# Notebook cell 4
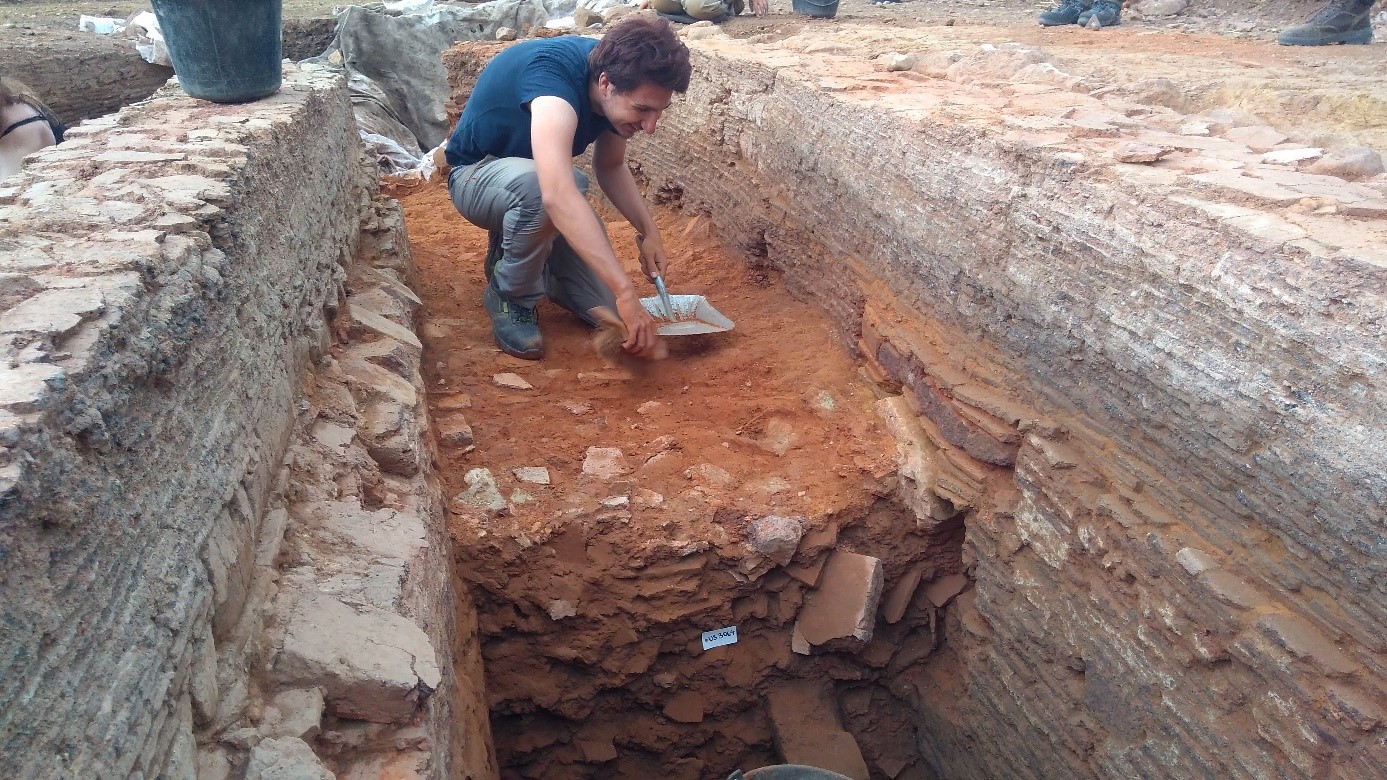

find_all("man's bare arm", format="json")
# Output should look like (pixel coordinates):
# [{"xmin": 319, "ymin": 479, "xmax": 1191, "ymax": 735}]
[
  {"xmin": 593, "ymin": 132, "xmax": 669, "ymax": 281},
  {"xmin": 530, "ymin": 95, "xmax": 659, "ymax": 356}
]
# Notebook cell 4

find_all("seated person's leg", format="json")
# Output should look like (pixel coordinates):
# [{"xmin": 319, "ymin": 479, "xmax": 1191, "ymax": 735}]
[
  {"xmin": 544, "ymin": 167, "xmax": 619, "ymax": 326},
  {"xmin": 686, "ymin": 0, "xmax": 732, "ymax": 20},
  {"xmin": 447, "ymin": 157, "xmax": 555, "ymax": 308}
]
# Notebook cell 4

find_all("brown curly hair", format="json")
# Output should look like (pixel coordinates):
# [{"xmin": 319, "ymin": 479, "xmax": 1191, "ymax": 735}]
[{"xmin": 588, "ymin": 16, "xmax": 692, "ymax": 94}]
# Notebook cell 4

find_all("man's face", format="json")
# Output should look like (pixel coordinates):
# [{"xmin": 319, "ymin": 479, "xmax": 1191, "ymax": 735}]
[{"xmin": 596, "ymin": 74, "xmax": 674, "ymax": 139}]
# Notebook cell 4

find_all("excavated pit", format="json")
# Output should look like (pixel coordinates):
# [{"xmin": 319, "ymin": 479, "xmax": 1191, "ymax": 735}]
[
  {"xmin": 2, "ymin": 12, "xmax": 1384, "ymax": 780},
  {"xmin": 400, "ymin": 180, "xmax": 968, "ymax": 778}
]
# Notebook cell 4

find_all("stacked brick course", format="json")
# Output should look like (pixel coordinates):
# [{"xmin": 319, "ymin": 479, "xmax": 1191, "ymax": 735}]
[{"xmin": 628, "ymin": 31, "xmax": 1386, "ymax": 780}]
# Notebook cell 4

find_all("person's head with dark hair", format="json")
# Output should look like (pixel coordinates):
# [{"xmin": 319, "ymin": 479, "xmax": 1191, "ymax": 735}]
[
  {"xmin": 587, "ymin": 17, "xmax": 692, "ymax": 139},
  {"xmin": 588, "ymin": 16, "xmax": 692, "ymax": 94}
]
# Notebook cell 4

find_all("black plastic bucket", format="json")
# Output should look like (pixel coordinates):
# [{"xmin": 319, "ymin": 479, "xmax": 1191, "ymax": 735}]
[
  {"xmin": 791, "ymin": 0, "xmax": 839, "ymax": 17},
  {"xmin": 150, "ymin": 0, "xmax": 283, "ymax": 103}
]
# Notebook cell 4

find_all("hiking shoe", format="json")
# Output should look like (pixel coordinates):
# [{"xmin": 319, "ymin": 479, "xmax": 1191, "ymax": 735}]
[
  {"xmin": 483, "ymin": 280, "xmax": 543, "ymax": 360},
  {"xmin": 484, "ymin": 230, "xmax": 502, "ymax": 281},
  {"xmin": 1077, "ymin": 0, "xmax": 1121, "ymax": 26},
  {"xmin": 1039, "ymin": 0, "xmax": 1091, "ymax": 25},
  {"xmin": 1278, "ymin": 0, "xmax": 1374, "ymax": 45}
]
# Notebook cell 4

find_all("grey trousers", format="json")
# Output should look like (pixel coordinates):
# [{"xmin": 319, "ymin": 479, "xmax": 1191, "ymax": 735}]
[{"xmin": 448, "ymin": 156, "xmax": 617, "ymax": 325}]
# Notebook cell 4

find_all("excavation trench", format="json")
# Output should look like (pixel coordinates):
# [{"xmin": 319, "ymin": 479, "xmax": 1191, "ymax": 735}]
[
  {"xmin": 398, "ymin": 26, "xmax": 1387, "ymax": 780},
  {"xmin": 401, "ymin": 180, "xmax": 971, "ymax": 779}
]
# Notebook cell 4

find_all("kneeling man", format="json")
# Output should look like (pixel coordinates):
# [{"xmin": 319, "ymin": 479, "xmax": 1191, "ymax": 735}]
[{"xmin": 445, "ymin": 17, "xmax": 692, "ymax": 360}]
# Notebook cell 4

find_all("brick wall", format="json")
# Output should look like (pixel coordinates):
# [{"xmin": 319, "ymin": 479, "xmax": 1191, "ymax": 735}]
[{"xmin": 627, "ymin": 35, "xmax": 1387, "ymax": 780}]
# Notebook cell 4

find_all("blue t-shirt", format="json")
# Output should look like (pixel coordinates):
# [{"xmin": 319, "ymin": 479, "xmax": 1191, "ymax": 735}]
[{"xmin": 445, "ymin": 37, "xmax": 616, "ymax": 167}]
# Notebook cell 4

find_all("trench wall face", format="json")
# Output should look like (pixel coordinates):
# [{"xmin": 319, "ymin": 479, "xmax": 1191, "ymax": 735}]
[
  {"xmin": 0, "ymin": 67, "xmax": 491, "ymax": 779},
  {"xmin": 626, "ymin": 35, "xmax": 1387, "ymax": 780},
  {"xmin": 1, "ymin": 36, "xmax": 174, "ymax": 126}
]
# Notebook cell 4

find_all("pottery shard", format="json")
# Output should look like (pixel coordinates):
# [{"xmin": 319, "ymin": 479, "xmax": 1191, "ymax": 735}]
[
  {"xmin": 794, "ymin": 550, "xmax": 884, "ymax": 646},
  {"xmin": 582, "ymin": 447, "xmax": 630, "ymax": 479},
  {"xmin": 1113, "ymin": 142, "xmax": 1172, "ymax": 164},
  {"xmin": 748, "ymin": 515, "xmax": 805, "ymax": 566},
  {"xmin": 493, "ymin": 372, "xmax": 533, "ymax": 390}
]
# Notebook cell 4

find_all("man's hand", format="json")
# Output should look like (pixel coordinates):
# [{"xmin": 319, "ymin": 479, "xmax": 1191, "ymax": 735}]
[
  {"xmin": 616, "ymin": 292, "xmax": 661, "ymax": 358},
  {"xmin": 636, "ymin": 232, "xmax": 669, "ymax": 281},
  {"xmin": 750, "ymin": 0, "xmax": 768, "ymax": 15}
]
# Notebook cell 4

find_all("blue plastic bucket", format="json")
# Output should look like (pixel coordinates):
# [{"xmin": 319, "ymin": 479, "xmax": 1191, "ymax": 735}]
[
  {"xmin": 791, "ymin": 0, "xmax": 839, "ymax": 17},
  {"xmin": 150, "ymin": 0, "xmax": 283, "ymax": 103}
]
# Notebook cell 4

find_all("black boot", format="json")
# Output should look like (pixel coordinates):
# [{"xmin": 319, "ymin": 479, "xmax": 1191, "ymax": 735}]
[
  {"xmin": 483, "ymin": 279, "xmax": 543, "ymax": 360},
  {"xmin": 1278, "ymin": 0, "xmax": 1375, "ymax": 45}
]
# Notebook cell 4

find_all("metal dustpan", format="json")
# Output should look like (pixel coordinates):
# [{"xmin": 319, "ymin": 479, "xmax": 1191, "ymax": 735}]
[{"xmin": 640, "ymin": 292, "xmax": 735, "ymax": 336}]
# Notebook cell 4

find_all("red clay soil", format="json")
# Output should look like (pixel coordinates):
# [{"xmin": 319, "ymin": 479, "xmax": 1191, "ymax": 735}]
[{"xmin": 396, "ymin": 177, "xmax": 893, "ymax": 537}]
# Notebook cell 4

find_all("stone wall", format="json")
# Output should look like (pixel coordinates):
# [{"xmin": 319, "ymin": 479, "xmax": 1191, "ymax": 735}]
[
  {"xmin": 627, "ymin": 30, "xmax": 1386, "ymax": 780},
  {"xmin": 0, "ymin": 64, "xmax": 491, "ymax": 779}
]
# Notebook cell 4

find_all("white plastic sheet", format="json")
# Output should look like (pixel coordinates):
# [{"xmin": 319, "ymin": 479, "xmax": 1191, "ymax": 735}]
[
  {"xmin": 127, "ymin": 11, "xmax": 172, "ymax": 67},
  {"xmin": 78, "ymin": 15, "xmax": 124, "ymax": 34}
]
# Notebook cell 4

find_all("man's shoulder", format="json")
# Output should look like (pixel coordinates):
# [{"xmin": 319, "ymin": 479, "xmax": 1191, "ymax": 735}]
[{"xmin": 502, "ymin": 34, "xmax": 598, "ymax": 64}]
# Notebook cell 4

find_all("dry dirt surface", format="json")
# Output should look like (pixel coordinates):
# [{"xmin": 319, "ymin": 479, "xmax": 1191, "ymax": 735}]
[{"xmin": 396, "ymin": 176, "xmax": 894, "ymax": 526}]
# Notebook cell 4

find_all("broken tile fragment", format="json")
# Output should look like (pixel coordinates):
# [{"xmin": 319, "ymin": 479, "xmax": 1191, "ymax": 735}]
[
  {"xmin": 794, "ymin": 550, "xmax": 884, "ymax": 647},
  {"xmin": 923, "ymin": 573, "xmax": 969, "ymax": 607},
  {"xmin": 512, "ymin": 466, "xmax": 551, "ymax": 485},
  {"xmin": 493, "ymin": 372, "xmax": 533, "ymax": 390},
  {"xmin": 882, "ymin": 563, "xmax": 926, "ymax": 624},
  {"xmin": 582, "ymin": 447, "xmax": 630, "ymax": 479},
  {"xmin": 436, "ymin": 414, "xmax": 474, "ymax": 448}
]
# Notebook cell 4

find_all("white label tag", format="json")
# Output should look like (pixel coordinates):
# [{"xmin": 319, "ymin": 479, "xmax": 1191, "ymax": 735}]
[{"xmin": 701, "ymin": 625, "xmax": 738, "ymax": 650}]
